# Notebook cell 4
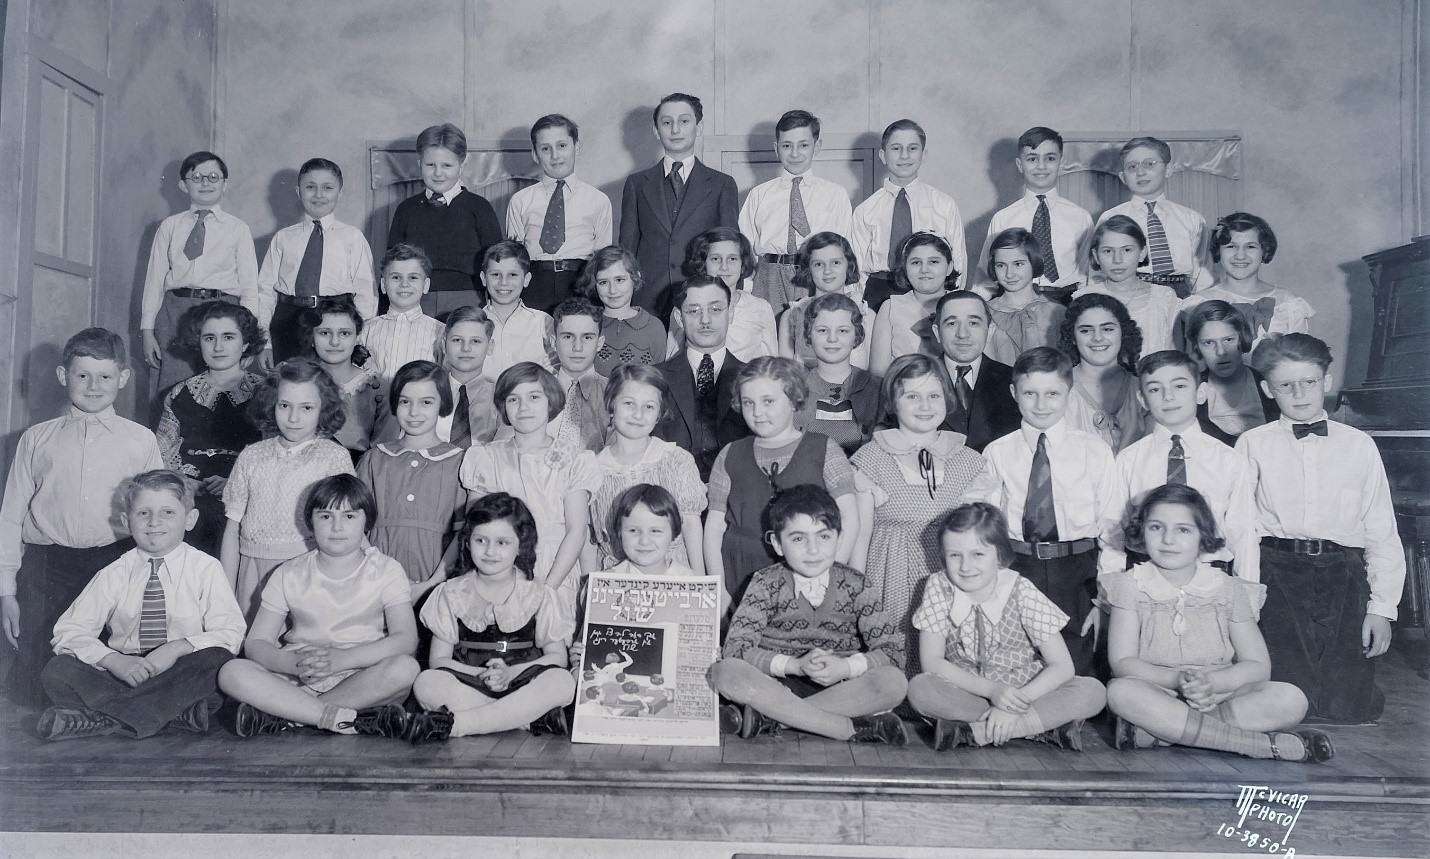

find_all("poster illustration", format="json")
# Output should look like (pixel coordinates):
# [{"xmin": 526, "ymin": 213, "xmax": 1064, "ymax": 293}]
[{"xmin": 571, "ymin": 571, "xmax": 722, "ymax": 746}]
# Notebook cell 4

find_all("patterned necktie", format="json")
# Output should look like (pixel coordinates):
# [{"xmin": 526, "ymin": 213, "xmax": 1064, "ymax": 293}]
[
  {"xmin": 450, "ymin": 382, "xmax": 471, "ymax": 447},
  {"xmin": 1022, "ymin": 432, "xmax": 1059, "ymax": 543},
  {"xmin": 695, "ymin": 353, "xmax": 715, "ymax": 397},
  {"xmin": 1032, "ymin": 195, "xmax": 1059, "ymax": 283},
  {"xmin": 138, "ymin": 557, "xmax": 168, "ymax": 653},
  {"xmin": 539, "ymin": 179, "xmax": 567, "ymax": 255},
  {"xmin": 669, "ymin": 162, "xmax": 686, "ymax": 222},
  {"xmin": 1145, "ymin": 201, "xmax": 1175, "ymax": 275},
  {"xmin": 294, "ymin": 219, "xmax": 324, "ymax": 299},
  {"xmin": 555, "ymin": 379, "xmax": 583, "ymax": 450},
  {"xmin": 184, "ymin": 210, "xmax": 210, "ymax": 261},
  {"xmin": 429, "ymin": 191, "xmax": 447, "ymax": 208},
  {"xmin": 953, "ymin": 364, "xmax": 973, "ymax": 415},
  {"xmin": 973, "ymin": 605, "xmax": 988, "ymax": 674},
  {"xmin": 887, "ymin": 188, "xmax": 913, "ymax": 271},
  {"xmin": 1167, "ymin": 434, "xmax": 1187, "ymax": 485},
  {"xmin": 786, "ymin": 176, "xmax": 810, "ymax": 254},
  {"xmin": 1292, "ymin": 420, "xmax": 1328, "ymax": 440}
]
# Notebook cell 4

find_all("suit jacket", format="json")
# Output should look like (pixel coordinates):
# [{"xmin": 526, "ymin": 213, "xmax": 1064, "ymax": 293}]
[
  {"xmin": 939, "ymin": 357, "xmax": 1021, "ymax": 452},
  {"xmin": 620, "ymin": 158, "xmax": 739, "ymax": 318},
  {"xmin": 654, "ymin": 350, "xmax": 749, "ymax": 479}
]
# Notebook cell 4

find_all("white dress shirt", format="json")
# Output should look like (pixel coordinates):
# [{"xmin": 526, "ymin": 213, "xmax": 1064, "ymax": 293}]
[
  {"xmin": 981, "ymin": 419, "xmax": 1122, "ymax": 574},
  {"xmin": 358, "ymin": 306, "xmax": 444, "ymax": 383},
  {"xmin": 1099, "ymin": 195, "xmax": 1214, "ymax": 290},
  {"xmin": 685, "ymin": 345, "xmax": 727, "ymax": 379},
  {"xmin": 977, "ymin": 190, "xmax": 1093, "ymax": 289},
  {"xmin": 483, "ymin": 303, "xmax": 554, "ymax": 382},
  {"xmin": 1236, "ymin": 415, "xmax": 1405, "ymax": 620},
  {"xmin": 942, "ymin": 354, "xmax": 983, "ymax": 393},
  {"xmin": 141, "ymin": 205, "xmax": 260, "ymax": 329},
  {"xmin": 738, "ymin": 170, "xmax": 854, "ymax": 256},
  {"xmin": 506, "ymin": 174, "xmax": 613, "ymax": 260},
  {"xmin": 51, "ymin": 542, "xmax": 245, "ymax": 665},
  {"xmin": 852, "ymin": 178, "xmax": 967, "ymax": 280},
  {"xmin": 1109, "ymin": 422, "xmax": 1256, "ymax": 576},
  {"xmin": 256, "ymin": 213, "xmax": 377, "ymax": 325}
]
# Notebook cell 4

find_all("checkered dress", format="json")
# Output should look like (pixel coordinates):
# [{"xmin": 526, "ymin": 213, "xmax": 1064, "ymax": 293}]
[{"xmin": 912, "ymin": 573, "xmax": 1068, "ymax": 687}]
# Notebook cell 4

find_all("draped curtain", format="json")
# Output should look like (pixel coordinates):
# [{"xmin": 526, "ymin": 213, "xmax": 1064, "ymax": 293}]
[
  {"xmin": 366, "ymin": 145, "xmax": 540, "ymax": 252},
  {"xmin": 1057, "ymin": 135, "xmax": 1243, "ymax": 227}
]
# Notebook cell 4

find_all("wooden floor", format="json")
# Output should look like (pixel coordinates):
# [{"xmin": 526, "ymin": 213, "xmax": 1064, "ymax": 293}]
[{"xmin": 2, "ymin": 643, "xmax": 1427, "ymax": 856}]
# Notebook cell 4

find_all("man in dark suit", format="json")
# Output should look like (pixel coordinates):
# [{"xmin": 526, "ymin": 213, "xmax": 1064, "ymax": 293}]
[
  {"xmin": 931, "ymin": 290, "xmax": 1021, "ymax": 452},
  {"xmin": 619, "ymin": 93, "xmax": 739, "ymax": 320},
  {"xmin": 654, "ymin": 274, "xmax": 749, "ymax": 479}
]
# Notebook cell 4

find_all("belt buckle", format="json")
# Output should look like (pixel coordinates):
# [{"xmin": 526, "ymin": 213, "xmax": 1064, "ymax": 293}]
[
  {"xmin": 1035, "ymin": 542, "xmax": 1058, "ymax": 560},
  {"xmin": 1304, "ymin": 540, "xmax": 1322, "ymax": 557},
  {"xmin": 492, "ymin": 640, "xmax": 510, "ymax": 654}
]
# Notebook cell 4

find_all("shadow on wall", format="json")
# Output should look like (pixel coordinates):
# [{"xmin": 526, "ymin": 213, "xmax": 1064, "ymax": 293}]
[
  {"xmin": 963, "ymin": 137, "xmax": 1024, "ymax": 274},
  {"xmin": 256, "ymin": 167, "xmax": 303, "ymax": 263},
  {"xmin": 128, "ymin": 158, "xmax": 198, "ymax": 414},
  {"xmin": 1339, "ymin": 257, "xmax": 1375, "ymax": 392},
  {"xmin": 612, "ymin": 105, "xmax": 660, "ymax": 235}
]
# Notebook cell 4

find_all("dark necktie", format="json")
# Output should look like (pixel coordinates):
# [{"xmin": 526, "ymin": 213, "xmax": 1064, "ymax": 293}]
[
  {"xmin": 887, "ymin": 188, "xmax": 913, "ymax": 271},
  {"xmin": 786, "ymin": 176, "xmax": 809, "ymax": 254},
  {"xmin": 953, "ymin": 364, "xmax": 973, "ymax": 416},
  {"xmin": 450, "ymin": 382, "xmax": 471, "ymax": 447},
  {"xmin": 695, "ymin": 353, "xmax": 715, "ymax": 397},
  {"xmin": 1145, "ymin": 201, "xmax": 1175, "ymax": 275},
  {"xmin": 138, "ymin": 557, "xmax": 168, "ymax": 653},
  {"xmin": 669, "ymin": 162, "xmax": 685, "ymax": 222},
  {"xmin": 1167, "ymin": 434, "xmax": 1187, "ymax": 485},
  {"xmin": 539, "ymin": 180, "xmax": 567, "ymax": 255},
  {"xmin": 184, "ymin": 210, "xmax": 210, "ymax": 261},
  {"xmin": 1031, "ymin": 195, "xmax": 1059, "ymax": 283},
  {"xmin": 429, "ymin": 192, "xmax": 447, "ymax": 208},
  {"xmin": 1292, "ymin": 420, "xmax": 1328, "ymax": 440},
  {"xmin": 294, "ymin": 219, "xmax": 323, "ymax": 299},
  {"xmin": 1022, "ymin": 432, "xmax": 1059, "ymax": 543}
]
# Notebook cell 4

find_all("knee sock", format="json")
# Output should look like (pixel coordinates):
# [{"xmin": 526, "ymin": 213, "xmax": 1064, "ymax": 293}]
[
  {"xmin": 1177, "ymin": 708, "xmax": 1281, "ymax": 759},
  {"xmin": 319, "ymin": 704, "xmax": 359, "ymax": 734}
]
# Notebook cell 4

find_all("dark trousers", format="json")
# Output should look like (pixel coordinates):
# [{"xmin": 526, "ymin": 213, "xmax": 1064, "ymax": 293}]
[
  {"xmin": 1011, "ymin": 548, "xmax": 1098, "ymax": 678},
  {"xmin": 1260, "ymin": 545, "xmax": 1383, "ymax": 723},
  {"xmin": 862, "ymin": 272, "xmax": 905, "ymax": 313},
  {"xmin": 526, "ymin": 267, "xmax": 584, "ymax": 315},
  {"xmin": 10, "ymin": 541, "xmax": 133, "ymax": 707},
  {"xmin": 41, "ymin": 648, "xmax": 230, "ymax": 737},
  {"xmin": 268, "ymin": 299, "xmax": 314, "ymax": 363}
]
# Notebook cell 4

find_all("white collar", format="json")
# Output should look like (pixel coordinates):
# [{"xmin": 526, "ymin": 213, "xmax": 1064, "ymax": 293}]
[
  {"xmin": 942, "ymin": 354, "xmax": 983, "ymax": 387},
  {"xmin": 662, "ymin": 155, "xmax": 696, "ymax": 176},
  {"xmin": 1130, "ymin": 561, "xmax": 1227, "ymax": 600},
  {"xmin": 1152, "ymin": 421, "xmax": 1203, "ymax": 443},
  {"xmin": 384, "ymin": 306, "xmax": 429, "ymax": 322},
  {"xmin": 1021, "ymin": 188, "xmax": 1060, "ymax": 203},
  {"xmin": 781, "ymin": 169, "xmax": 816, "ymax": 184},
  {"xmin": 428, "ymin": 185, "xmax": 463, "ymax": 205},
  {"xmin": 374, "ymin": 441, "xmax": 463, "ymax": 461},
  {"xmin": 1019, "ymin": 418, "xmax": 1068, "ymax": 449},
  {"xmin": 136, "ymin": 543, "xmax": 189, "ymax": 567},
  {"xmin": 274, "ymin": 438, "xmax": 317, "ymax": 457},
  {"xmin": 301, "ymin": 213, "xmax": 338, "ymax": 229},
  {"xmin": 1136, "ymin": 194, "xmax": 1169, "ymax": 207},
  {"xmin": 882, "ymin": 177, "xmax": 923, "ymax": 195},
  {"xmin": 686, "ymin": 347, "xmax": 725, "ymax": 376},
  {"xmin": 792, "ymin": 569, "xmax": 831, "ymax": 607},
  {"xmin": 541, "ymin": 173, "xmax": 578, "ymax": 188},
  {"xmin": 64, "ymin": 405, "xmax": 118, "ymax": 426},
  {"xmin": 948, "ymin": 569, "xmax": 1020, "ymax": 625}
]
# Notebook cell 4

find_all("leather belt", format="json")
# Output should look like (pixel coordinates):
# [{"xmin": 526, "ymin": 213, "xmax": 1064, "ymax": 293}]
[
  {"xmin": 532, "ymin": 259, "xmax": 584, "ymax": 273},
  {"xmin": 760, "ymin": 253, "xmax": 798, "ymax": 265},
  {"xmin": 1261, "ymin": 536, "xmax": 1349, "ymax": 557},
  {"xmin": 1011, "ymin": 538, "xmax": 1097, "ymax": 560}
]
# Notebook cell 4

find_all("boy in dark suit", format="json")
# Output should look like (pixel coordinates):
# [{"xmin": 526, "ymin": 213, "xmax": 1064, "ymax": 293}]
[
  {"xmin": 653, "ymin": 274, "xmax": 750, "ymax": 480},
  {"xmin": 619, "ymin": 93, "xmax": 739, "ymax": 320},
  {"xmin": 930, "ymin": 291, "xmax": 1021, "ymax": 452}
]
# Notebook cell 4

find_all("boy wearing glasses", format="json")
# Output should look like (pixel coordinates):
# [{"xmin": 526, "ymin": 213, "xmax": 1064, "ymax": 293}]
[
  {"xmin": 1096, "ymin": 136, "xmax": 1212, "ymax": 298},
  {"xmin": 1236, "ymin": 334, "xmax": 1404, "ymax": 724},
  {"xmin": 141, "ymin": 151, "xmax": 260, "ymax": 393}
]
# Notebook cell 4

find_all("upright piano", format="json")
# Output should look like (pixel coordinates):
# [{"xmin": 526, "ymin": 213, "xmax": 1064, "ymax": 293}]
[{"xmin": 1339, "ymin": 236, "xmax": 1430, "ymax": 633}]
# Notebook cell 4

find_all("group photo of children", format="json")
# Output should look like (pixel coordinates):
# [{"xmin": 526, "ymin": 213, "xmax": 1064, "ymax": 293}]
[{"xmin": 1, "ymin": 91, "xmax": 1407, "ymax": 771}]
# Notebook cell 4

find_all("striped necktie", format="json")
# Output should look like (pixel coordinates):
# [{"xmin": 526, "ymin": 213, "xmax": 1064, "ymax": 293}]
[
  {"xmin": 1145, "ymin": 201, "xmax": 1175, "ymax": 275},
  {"xmin": 1032, "ymin": 195, "xmax": 1060, "ymax": 282},
  {"xmin": 138, "ymin": 557, "xmax": 168, "ymax": 653},
  {"xmin": 1167, "ymin": 434, "xmax": 1187, "ymax": 485}
]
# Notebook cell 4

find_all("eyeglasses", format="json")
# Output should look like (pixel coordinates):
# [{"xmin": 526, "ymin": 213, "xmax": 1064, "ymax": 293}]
[
  {"xmin": 1122, "ymin": 159, "xmax": 1164, "ymax": 173},
  {"xmin": 185, "ymin": 173, "xmax": 225, "ymax": 185},
  {"xmin": 1269, "ymin": 377, "xmax": 1323, "ymax": 395}
]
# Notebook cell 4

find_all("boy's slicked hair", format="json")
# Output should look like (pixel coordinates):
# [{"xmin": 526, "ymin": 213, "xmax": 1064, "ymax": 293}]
[
  {"xmin": 303, "ymin": 473, "xmax": 377, "ymax": 532},
  {"xmin": 802, "ymin": 292, "xmax": 867, "ymax": 348},
  {"xmin": 1210, "ymin": 212, "xmax": 1278, "ymax": 263},
  {"xmin": 481, "ymin": 239, "xmax": 531, "ymax": 275},
  {"xmin": 1183, "ymin": 300, "xmax": 1254, "ymax": 356},
  {"xmin": 178, "ymin": 301, "xmax": 267, "ymax": 360},
  {"xmin": 298, "ymin": 157, "xmax": 343, "ymax": 185},
  {"xmin": 1013, "ymin": 345, "xmax": 1074, "ymax": 385},
  {"xmin": 881, "ymin": 118, "xmax": 926, "ymax": 148},
  {"xmin": 984, "ymin": 227, "xmax": 1045, "ymax": 283},
  {"xmin": 609, "ymin": 483, "xmax": 684, "ymax": 560},
  {"xmin": 181, "ymin": 151, "xmax": 228, "ymax": 179},
  {"xmin": 682, "ymin": 226, "xmax": 755, "ymax": 280},
  {"xmin": 1119, "ymin": 135, "xmax": 1172, "ymax": 165},
  {"xmin": 552, "ymin": 296, "xmax": 604, "ymax": 330},
  {"xmin": 1136, "ymin": 349, "xmax": 1199, "ymax": 379},
  {"xmin": 122, "ymin": 469, "xmax": 195, "ymax": 512},
  {"xmin": 934, "ymin": 289, "xmax": 991, "ymax": 325},
  {"xmin": 1017, "ymin": 126, "xmax": 1063, "ymax": 153},
  {"xmin": 1122, "ymin": 482, "xmax": 1226, "ymax": 555},
  {"xmin": 494, "ymin": 361, "xmax": 565, "ymax": 424},
  {"xmin": 1250, "ymin": 332, "xmax": 1333, "ymax": 375},
  {"xmin": 530, "ymin": 113, "xmax": 579, "ymax": 148},
  {"xmin": 653, "ymin": 93, "xmax": 704, "ymax": 126},
  {"xmin": 776, "ymin": 109, "xmax": 821, "ymax": 140},
  {"xmin": 735, "ymin": 355, "xmax": 810, "ymax": 411},
  {"xmin": 938, "ymin": 502, "xmax": 1014, "ymax": 568},
  {"xmin": 670, "ymin": 272, "xmax": 731, "ymax": 310},
  {"xmin": 388, "ymin": 359, "xmax": 454, "ymax": 417},
  {"xmin": 604, "ymin": 363, "xmax": 673, "ymax": 424},
  {"xmin": 63, "ymin": 327, "xmax": 128, "ymax": 369},
  {"xmin": 381, "ymin": 242, "xmax": 433, "ymax": 278},
  {"xmin": 444, "ymin": 304, "xmax": 495, "ymax": 339},
  {"xmin": 1061, "ymin": 293, "xmax": 1142, "ymax": 375},
  {"xmin": 416, "ymin": 123, "xmax": 468, "ymax": 160},
  {"xmin": 764, "ymin": 483, "xmax": 841, "ymax": 538},
  {"xmin": 575, "ymin": 245, "xmax": 644, "ymax": 303}
]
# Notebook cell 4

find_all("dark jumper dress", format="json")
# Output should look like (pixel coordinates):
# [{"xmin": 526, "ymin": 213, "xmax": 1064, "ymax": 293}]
[
  {"xmin": 437, "ymin": 615, "xmax": 564, "ymax": 699},
  {"xmin": 720, "ymin": 432, "xmax": 829, "ymax": 601}
]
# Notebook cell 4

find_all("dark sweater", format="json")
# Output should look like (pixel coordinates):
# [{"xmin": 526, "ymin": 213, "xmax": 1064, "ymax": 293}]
[{"xmin": 387, "ymin": 189, "xmax": 502, "ymax": 293}]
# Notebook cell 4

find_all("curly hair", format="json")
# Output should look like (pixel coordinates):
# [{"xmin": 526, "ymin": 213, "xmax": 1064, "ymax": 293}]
[
  {"xmin": 893, "ymin": 232, "xmax": 960, "ymax": 293},
  {"xmin": 1061, "ymin": 293, "xmax": 1142, "ymax": 374},
  {"xmin": 247, "ymin": 357, "xmax": 347, "ymax": 439},
  {"xmin": 458, "ymin": 492, "xmax": 539, "ymax": 579},
  {"xmin": 682, "ymin": 226, "xmax": 755, "ymax": 281},
  {"xmin": 1210, "ymin": 212, "xmax": 1277, "ymax": 264},
  {"xmin": 734, "ymin": 356, "xmax": 810, "ymax": 412},
  {"xmin": 574, "ymin": 245, "xmax": 643, "ymax": 305},
  {"xmin": 178, "ymin": 301, "xmax": 267, "ymax": 361},
  {"xmin": 1122, "ymin": 483, "xmax": 1226, "ymax": 556},
  {"xmin": 802, "ymin": 292, "xmax": 867, "ymax": 349},
  {"xmin": 299, "ymin": 295, "xmax": 370, "ymax": 367},
  {"xmin": 792, "ymin": 231, "xmax": 860, "ymax": 295}
]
